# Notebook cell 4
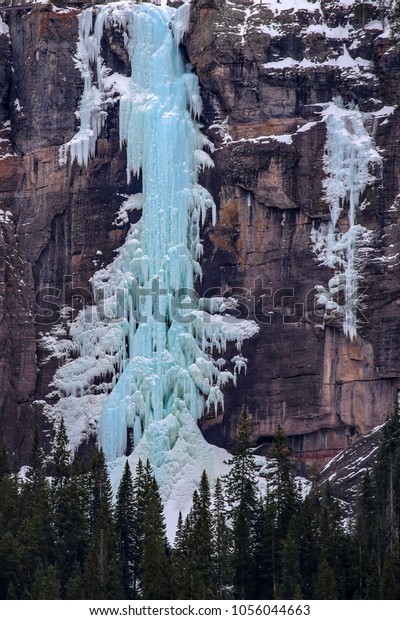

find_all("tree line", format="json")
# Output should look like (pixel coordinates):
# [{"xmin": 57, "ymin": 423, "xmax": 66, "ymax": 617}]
[{"xmin": 1, "ymin": 410, "xmax": 400, "ymax": 599}]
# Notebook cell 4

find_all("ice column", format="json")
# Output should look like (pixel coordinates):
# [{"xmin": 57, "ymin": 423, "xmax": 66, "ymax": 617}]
[{"xmin": 311, "ymin": 99, "xmax": 381, "ymax": 340}]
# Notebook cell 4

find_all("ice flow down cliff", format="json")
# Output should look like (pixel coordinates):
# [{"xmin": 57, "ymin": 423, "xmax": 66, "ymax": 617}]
[{"xmin": 49, "ymin": 1, "xmax": 258, "ymax": 501}]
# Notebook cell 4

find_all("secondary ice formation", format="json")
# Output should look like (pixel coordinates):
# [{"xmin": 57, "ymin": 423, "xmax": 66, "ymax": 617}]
[
  {"xmin": 311, "ymin": 98, "xmax": 381, "ymax": 341},
  {"xmin": 45, "ymin": 1, "xmax": 258, "ymax": 489}
]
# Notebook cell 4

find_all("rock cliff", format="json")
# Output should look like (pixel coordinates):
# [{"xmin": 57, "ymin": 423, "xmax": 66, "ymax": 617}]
[
  {"xmin": 185, "ymin": 0, "xmax": 400, "ymax": 467},
  {"xmin": 0, "ymin": 0, "xmax": 399, "ymax": 469}
]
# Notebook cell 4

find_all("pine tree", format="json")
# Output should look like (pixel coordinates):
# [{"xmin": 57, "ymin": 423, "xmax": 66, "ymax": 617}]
[
  {"xmin": 0, "ymin": 531, "xmax": 23, "ymax": 599},
  {"xmin": 353, "ymin": 470, "xmax": 376, "ymax": 599},
  {"xmin": 19, "ymin": 427, "xmax": 54, "ymax": 592},
  {"xmin": 296, "ymin": 495, "xmax": 319, "ymax": 599},
  {"xmin": 140, "ymin": 476, "xmax": 170, "ymax": 599},
  {"xmin": 52, "ymin": 417, "xmax": 70, "ymax": 493},
  {"xmin": 380, "ymin": 550, "xmax": 399, "ymax": 599},
  {"xmin": 281, "ymin": 526, "xmax": 302, "ymax": 599},
  {"xmin": 26, "ymin": 426, "xmax": 46, "ymax": 490},
  {"xmin": 83, "ymin": 448, "xmax": 122, "ymax": 599},
  {"xmin": 222, "ymin": 409, "xmax": 258, "ymax": 599},
  {"xmin": 131, "ymin": 459, "xmax": 154, "ymax": 598},
  {"xmin": 313, "ymin": 558, "xmax": 337, "ymax": 599},
  {"xmin": 115, "ymin": 460, "xmax": 136, "ymax": 599},
  {"xmin": 65, "ymin": 562, "xmax": 86, "ymax": 600},
  {"xmin": 212, "ymin": 478, "xmax": 232, "ymax": 599},
  {"xmin": 375, "ymin": 410, "xmax": 400, "ymax": 553},
  {"xmin": 54, "ymin": 454, "xmax": 90, "ymax": 594},
  {"xmin": 31, "ymin": 564, "xmax": 61, "ymax": 600},
  {"xmin": 171, "ymin": 509, "xmax": 196, "ymax": 599},
  {"xmin": 223, "ymin": 410, "xmax": 257, "ymax": 508},
  {"xmin": 189, "ymin": 471, "xmax": 214, "ymax": 597},
  {"xmin": 316, "ymin": 484, "xmax": 352, "ymax": 599},
  {"xmin": 266, "ymin": 426, "xmax": 300, "ymax": 540},
  {"xmin": 252, "ymin": 498, "xmax": 276, "ymax": 599}
]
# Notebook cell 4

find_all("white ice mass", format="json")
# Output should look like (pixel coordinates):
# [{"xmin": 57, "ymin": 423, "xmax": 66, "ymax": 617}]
[
  {"xmin": 47, "ymin": 1, "xmax": 258, "ymax": 513},
  {"xmin": 311, "ymin": 98, "xmax": 381, "ymax": 340}
]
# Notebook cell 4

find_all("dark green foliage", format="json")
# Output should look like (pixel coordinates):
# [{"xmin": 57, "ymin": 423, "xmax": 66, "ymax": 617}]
[
  {"xmin": 19, "ymin": 427, "xmax": 55, "ymax": 590},
  {"xmin": 252, "ymin": 500, "xmax": 276, "ymax": 599},
  {"xmin": 223, "ymin": 409, "xmax": 258, "ymax": 599},
  {"xmin": 0, "ymin": 531, "xmax": 23, "ymax": 599},
  {"xmin": 31, "ymin": 564, "xmax": 61, "ymax": 600},
  {"xmin": 83, "ymin": 448, "xmax": 122, "ymax": 599},
  {"xmin": 267, "ymin": 425, "xmax": 300, "ymax": 540},
  {"xmin": 380, "ymin": 551, "xmax": 399, "ymax": 599},
  {"xmin": 4, "ymin": 413, "xmax": 400, "ymax": 599},
  {"xmin": 52, "ymin": 418, "xmax": 70, "ymax": 492},
  {"xmin": 281, "ymin": 528, "xmax": 302, "ymax": 599},
  {"xmin": 211, "ymin": 478, "xmax": 232, "ymax": 598},
  {"xmin": 223, "ymin": 409, "xmax": 258, "ymax": 509},
  {"xmin": 65, "ymin": 563, "xmax": 86, "ymax": 600},
  {"xmin": 131, "ymin": 459, "xmax": 154, "ymax": 598},
  {"xmin": 115, "ymin": 460, "xmax": 136, "ymax": 598},
  {"xmin": 313, "ymin": 559, "xmax": 337, "ymax": 599},
  {"xmin": 140, "ymin": 474, "xmax": 170, "ymax": 599},
  {"xmin": 53, "ymin": 455, "xmax": 90, "ymax": 594},
  {"xmin": 190, "ymin": 471, "xmax": 214, "ymax": 596}
]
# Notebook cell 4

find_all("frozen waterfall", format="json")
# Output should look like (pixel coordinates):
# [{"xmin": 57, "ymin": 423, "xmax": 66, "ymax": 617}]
[
  {"xmin": 49, "ymin": 0, "xmax": 257, "ymax": 502},
  {"xmin": 311, "ymin": 98, "xmax": 381, "ymax": 341}
]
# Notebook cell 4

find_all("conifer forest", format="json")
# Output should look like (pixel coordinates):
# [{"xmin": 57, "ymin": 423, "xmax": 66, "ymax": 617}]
[{"xmin": 1, "ymin": 411, "xmax": 400, "ymax": 600}]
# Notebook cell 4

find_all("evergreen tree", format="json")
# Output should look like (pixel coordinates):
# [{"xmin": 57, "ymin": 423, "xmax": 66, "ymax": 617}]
[
  {"xmin": 19, "ymin": 427, "xmax": 55, "ymax": 592},
  {"xmin": 313, "ymin": 558, "xmax": 337, "ymax": 599},
  {"xmin": 223, "ymin": 409, "xmax": 258, "ymax": 599},
  {"xmin": 374, "ymin": 410, "xmax": 400, "ymax": 556},
  {"xmin": 26, "ymin": 426, "xmax": 46, "ymax": 490},
  {"xmin": 31, "ymin": 564, "xmax": 60, "ymax": 600},
  {"xmin": 115, "ymin": 460, "xmax": 136, "ymax": 599},
  {"xmin": 223, "ymin": 409, "xmax": 258, "ymax": 508},
  {"xmin": 189, "ymin": 471, "xmax": 214, "ymax": 597},
  {"xmin": 281, "ymin": 527, "xmax": 302, "ymax": 599},
  {"xmin": 266, "ymin": 426, "xmax": 300, "ymax": 540},
  {"xmin": 171, "ymin": 508, "xmax": 196, "ymax": 599},
  {"xmin": 0, "ymin": 531, "xmax": 23, "ymax": 599},
  {"xmin": 140, "ymin": 476, "xmax": 170, "ymax": 599},
  {"xmin": 353, "ymin": 470, "xmax": 377, "ymax": 599},
  {"xmin": 54, "ymin": 454, "xmax": 90, "ymax": 594},
  {"xmin": 65, "ymin": 562, "xmax": 86, "ymax": 600},
  {"xmin": 52, "ymin": 417, "xmax": 70, "ymax": 493},
  {"xmin": 315, "ymin": 484, "xmax": 353, "ymax": 599},
  {"xmin": 131, "ymin": 459, "xmax": 154, "ymax": 598},
  {"xmin": 252, "ymin": 498, "xmax": 276, "ymax": 599},
  {"xmin": 380, "ymin": 551, "xmax": 399, "ymax": 599},
  {"xmin": 83, "ymin": 448, "xmax": 121, "ymax": 599},
  {"xmin": 295, "ymin": 496, "xmax": 319, "ymax": 599},
  {"xmin": 212, "ymin": 478, "xmax": 232, "ymax": 599}
]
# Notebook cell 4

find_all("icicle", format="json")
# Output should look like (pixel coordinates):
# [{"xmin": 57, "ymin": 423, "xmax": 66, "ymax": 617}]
[{"xmin": 311, "ymin": 98, "xmax": 381, "ymax": 340}]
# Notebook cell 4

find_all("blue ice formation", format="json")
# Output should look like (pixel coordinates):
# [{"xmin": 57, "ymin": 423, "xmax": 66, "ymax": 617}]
[{"xmin": 55, "ymin": 2, "xmax": 258, "ymax": 463}]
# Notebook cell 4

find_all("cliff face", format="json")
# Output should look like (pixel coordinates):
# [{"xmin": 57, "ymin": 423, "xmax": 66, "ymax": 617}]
[
  {"xmin": 0, "ymin": 6, "xmax": 134, "ymax": 460},
  {"xmin": 0, "ymin": 1, "xmax": 399, "ymax": 467},
  {"xmin": 186, "ymin": 0, "xmax": 400, "ymax": 465}
]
